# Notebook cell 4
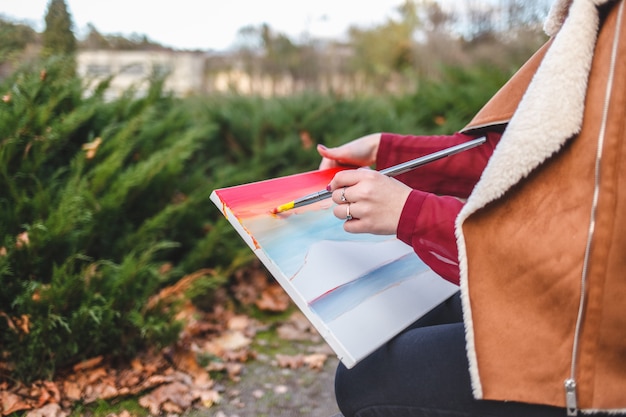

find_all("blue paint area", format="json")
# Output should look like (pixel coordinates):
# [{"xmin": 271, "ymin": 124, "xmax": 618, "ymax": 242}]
[
  {"xmin": 244, "ymin": 206, "xmax": 390, "ymax": 278},
  {"xmin": 308, "ymin": 253, "xmax": 424, "ymax": 322}
]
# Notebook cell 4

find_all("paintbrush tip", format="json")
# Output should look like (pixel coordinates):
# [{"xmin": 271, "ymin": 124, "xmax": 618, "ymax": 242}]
[{"xmin": 272, "ymin": 201, "xmax": 295, "ymax": 214}]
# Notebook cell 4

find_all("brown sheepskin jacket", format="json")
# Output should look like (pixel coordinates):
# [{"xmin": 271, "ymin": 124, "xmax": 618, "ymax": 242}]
[{"xmin": 457, "ymin": 0, "xmax": 626, "ymax": 414}]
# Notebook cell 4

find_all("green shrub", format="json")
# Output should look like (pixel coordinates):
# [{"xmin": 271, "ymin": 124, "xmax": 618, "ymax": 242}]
[{"xmin": 0, "ymin": 58, "xmax": 214, "ymax": 380}]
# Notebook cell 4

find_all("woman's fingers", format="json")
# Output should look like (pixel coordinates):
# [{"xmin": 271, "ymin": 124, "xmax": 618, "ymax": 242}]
[
  {"xmin": 328, "ymin": 169, "xmax": 411, "ymax": 235},
  {"xmin": 328, "ymin": 167, "xmax": 373, "ymax": 194},
  {"xmin": 317, "ymin": 133, "xmax": 382, "ymax": 170}
]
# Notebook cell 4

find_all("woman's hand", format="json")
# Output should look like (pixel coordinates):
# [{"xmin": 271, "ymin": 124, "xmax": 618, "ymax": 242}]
[
  {"xmin": 317, "ymin": 133, "xmax": 382, "ymax": 170},
  {"xmin": 327, "ymin": 168, "xmax": 412, "ymax": 235}
]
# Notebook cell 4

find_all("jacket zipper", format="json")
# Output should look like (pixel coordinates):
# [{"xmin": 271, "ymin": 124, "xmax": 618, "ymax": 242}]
[{"xmin": 565, "ymin": 2, "xmax": 624, "ymax": 415}]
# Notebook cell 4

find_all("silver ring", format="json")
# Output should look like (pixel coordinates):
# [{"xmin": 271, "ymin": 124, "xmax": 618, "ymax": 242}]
[
  {"xmin": 346, "ymin": 203, "xmax": 353, "ymax": 220},
  {"xmin": 341, "ymin": 186, "xmax": 347, "ymax": 203}
]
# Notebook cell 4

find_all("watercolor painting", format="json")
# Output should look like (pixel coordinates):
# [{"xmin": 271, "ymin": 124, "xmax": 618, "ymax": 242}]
[{"xmin": 210, "ymin": 168, "xmax": 458, "ymax": 368}]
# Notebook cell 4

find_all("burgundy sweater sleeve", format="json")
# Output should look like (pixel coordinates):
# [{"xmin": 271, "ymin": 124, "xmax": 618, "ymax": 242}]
[
  {"xmin": 377, "ymin": 131, "xmax": 500, "ymax": 198},
  {"xmin": 397, "ymin": 191, "xmax": 465, "ymax": 284},
  {"xmin": 378, "ymin": 131, "xmax": 501, "ymax": 285}
]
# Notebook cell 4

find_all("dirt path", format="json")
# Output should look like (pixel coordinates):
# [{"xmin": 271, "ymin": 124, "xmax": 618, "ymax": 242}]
[{"xmin": 190, "ymin": 343, "xmax": 342, "ymax": 417}]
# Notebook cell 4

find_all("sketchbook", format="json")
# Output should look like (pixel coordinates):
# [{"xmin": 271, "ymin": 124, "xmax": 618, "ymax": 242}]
[{"xmin": 210, "ymin": 168, "xmax": 458, "ymax": 369}]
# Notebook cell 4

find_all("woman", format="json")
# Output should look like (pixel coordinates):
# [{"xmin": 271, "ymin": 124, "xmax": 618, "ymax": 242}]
[{"xmin": 320, "ymin": 0, "xmax": 626, "ymax": 415}]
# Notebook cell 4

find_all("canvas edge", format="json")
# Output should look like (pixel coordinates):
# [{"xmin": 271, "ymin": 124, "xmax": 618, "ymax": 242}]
[{"xmin": 209, "ymin": 189, "xmax": 357, "ymax": 367}]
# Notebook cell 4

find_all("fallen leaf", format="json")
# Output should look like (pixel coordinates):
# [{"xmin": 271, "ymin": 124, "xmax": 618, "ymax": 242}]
[
  {"xmin": 304, "ymin": 353, "xmax": 328, "ymax": 370},
  {"xmin": 206, "ymin": 331, "xmax": 251, "ymax": 355},
  {"xmin": 15, "ymin": 232, "xmax": 29, "ymax": 249},
  {"xmin": 35, "ymin": 386, "xmax": 50, "ymax": 408},
  {"xmin": 146, "ymin": 269, "xmax": 216, "ymax": 310},
  {"xmin": 274, "ymin": 385, "xmax": 289, "ymax": 395},
  {"xmin": 299, "ymin": 130, "xmax": 314, "ymax": 149},
  {"xmin": 0, "ymin": 312, "xmax": 17, "ymax": 333},
  {"xmin": 81, "ymin": 137, "xmax": 102, "ymax": 159},
  {"xmin": 41, "ymin": 381, "xmax": 60, "ymax": 403},
  {"xmin": 72, "ymin": 356, "xmax": 103, "ymax": 372},
  {"xmin": 83, "ymin": 381, "xmax": 118, "ymax": 403},
  {"xmin": 62, "ymin": 380, "xmax": 82, "ymax": 402},
  {"xmin": 161, "ymin": 401, "xmax": 182, "ymax": 414},
  {"xmin": 227, "ymin": 315, "xmax": 250, "ymax": 331},
  {"xmin": 85, "ymin": 367, "xmax": 107, "ymax": 384},
  {"xmin": 1, "ymin": 390, "xmax": 31, "ymax": 415},
  {"xmin": 191, "ymin": 370, "xmax": 213, "ymax": 389},
  {"xmin": 159, "ymin": 262, "xmax": 173, "ymax": 275},
  {"xmin": 138, "ymin": 374, "xmax": 174, "ymax": 392},
  {"xmin": 197, "ymin": 389, "xmax": 221, "ymax": 408},
  {"xmin": 167, "ymin": 344, "xmax": 205, "ymax": 377},
  {"xmin": 24, "ymin": 403, "xmax": 67, "ymax": 417},
  {"xmin": 276, "ymin": 354, "xmax": 305, "ymax": 369},
  {"xmin": 434, "ymin": 115, "xmax": 446, "ymax": 126},
  {"xmin": 231, "ymin": 262, "xmax": 271, "ymax": 305},
  {"xmin": 225, "ymin": 363, "xmax": 243, "ymax": 381},
  {"xmin": 110, "ymin": 411, "xmax": 132, "ymax": 417},
  {"xmin": 255, "ymin": 284, "xmax": 290, "ymax": 312},
  {"xmin": 276, "ymin": 312, "xmax": 320, "ymax": 342},
  {"xmin": 139, "ymin": 381, "xmax": 195, "ymax": 415},
  {"xmin": 16, "ymin": 315, "xmax": 30, "ymax": 334},
  {"xmin": 130, "ymin": 358, "xmax": 143, "ymax": 372}
]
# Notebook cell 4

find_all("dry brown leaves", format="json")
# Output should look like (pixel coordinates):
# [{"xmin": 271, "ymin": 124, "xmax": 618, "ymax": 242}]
[{"xmin": 0, "ymin": 264, "xmax": 329, "ymax": 416}]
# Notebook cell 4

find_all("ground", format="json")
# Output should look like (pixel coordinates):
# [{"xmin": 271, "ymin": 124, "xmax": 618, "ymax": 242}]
[
  {"xmin": 193, "ymin": 343, "xmax": 341, "ymax": 417},
  {"xmin": 0, "ymin": 269, "xmax": 344, "ymax": 417}
]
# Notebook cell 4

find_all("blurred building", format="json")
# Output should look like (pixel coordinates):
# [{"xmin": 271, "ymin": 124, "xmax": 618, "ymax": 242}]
[
  {"xmin": 76, "ymin": 45, "xmax": 375, "ymax": 98},
  {"xmin": 77, "ymin": 50, "xmax": 207, "ymax": 98}
]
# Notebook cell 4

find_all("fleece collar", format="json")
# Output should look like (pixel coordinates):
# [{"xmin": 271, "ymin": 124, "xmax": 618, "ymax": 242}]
[{"xmin": 544, "ymin": 0, "xmax": 575, "ymax": 36}]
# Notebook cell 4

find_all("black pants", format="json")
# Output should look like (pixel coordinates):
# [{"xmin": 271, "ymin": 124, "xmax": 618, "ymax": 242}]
[{"xmin": 334, "ymin": 292, "xmax": 593, "ymax": 417}]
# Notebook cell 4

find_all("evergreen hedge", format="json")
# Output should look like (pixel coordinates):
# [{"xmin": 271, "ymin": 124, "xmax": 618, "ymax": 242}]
[{"xmin": 0, "ymin": 57, "xmax": 510, "ymax": 382}]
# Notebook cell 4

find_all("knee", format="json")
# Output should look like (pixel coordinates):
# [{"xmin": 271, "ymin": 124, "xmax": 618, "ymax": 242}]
[
  {"xmin": 334, "ymin": 362, "xmax": 362, "ymax": 417},
  {"xmin": 334, "ymin": 363, "xmax": 351, "ymax": 414}
]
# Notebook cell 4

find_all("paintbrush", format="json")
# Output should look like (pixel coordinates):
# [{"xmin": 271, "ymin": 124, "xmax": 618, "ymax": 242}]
[{"xmin": 271, "ymin": 136, "xmax": 486, "ymax": 214}]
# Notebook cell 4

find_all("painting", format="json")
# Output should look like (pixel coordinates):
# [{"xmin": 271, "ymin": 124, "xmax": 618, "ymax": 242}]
[{"xmin": 210, "ymin": 168, "xmax": 458, "ymax": 368}]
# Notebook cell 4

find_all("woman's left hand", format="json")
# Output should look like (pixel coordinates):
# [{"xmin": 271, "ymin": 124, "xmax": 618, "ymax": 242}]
[{"xmin": 327, "ymin": 168, "xmax": 412, "ymax": 235}]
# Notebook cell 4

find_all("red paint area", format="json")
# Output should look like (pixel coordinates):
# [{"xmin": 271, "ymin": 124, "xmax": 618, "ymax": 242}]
[{"xmin": 214, "ymin": 168, "xmax": 345, "ymax": 219}]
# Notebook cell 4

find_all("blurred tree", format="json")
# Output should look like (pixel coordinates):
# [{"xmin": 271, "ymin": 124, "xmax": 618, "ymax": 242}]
[
  {"xmin": 414, "ymin": 1, "xmax": 466, "ymax": 79},
  {"xmin": 347, "ymin": 0, "xmax": 421, "ymax": 91},
  {"xmin": 261, "ymin": 26, "xmax": 292, "ymax": 71},
  {"xmin": 233, "ymin": 23, "xmax": 314, "ymax": 94},
  {"xmin": 463, "ymin": 0, "xmax": 499, "ymax": 43},
  {"xmin": 80, "ymin": 23, "xmax": 166, "ymax": 51},
  {"xmin": 0, "ymin": 18, "xmax": 39, "ymax": 79},
  {"xmin": 107, "ymin": 33, "xmax": 164, "ymax": 50},
  {"xmin": 81, "ymin": 23, "xmax": 110, "ymax": 49},
  {"xmin": 0, "ymin": 18, "xmax": 38, "ymax": 56},
  {"xmin": 456, "ymin": 0, "xmax": 548, "ymax": 71},
  {"xmin": 233, "ymin": 25, "xmax": 262, "ymax": 70},
  {"xmin": 41, "ymin": 0, "xmax": 76, "ymax": 58},
  {"xmin": 499, "ymin": 0, "xmax": 550, "ymax": 33},
  {"xmin": 260, "ymin": 24, "xmax": 302, "ymax": 94},
  {"xmin": 290, "ymin": 42, "xmax": 320, "ymax": 91},
  {"xmin": 420, "ymin": 0, "xmax": 457, "ymax": 33},
  {"xmin": 397, "ymin": 0, "xmax": 422, "ymax": 33},
  {"xmin": 458, "ymin": 0, "xmax": 549, "ymax": 42}
]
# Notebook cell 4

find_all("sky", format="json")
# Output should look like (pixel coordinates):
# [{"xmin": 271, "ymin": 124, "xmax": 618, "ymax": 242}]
[{"xmin": 0, "ymin": 0, "xmax": 406, "ymax": 51}]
